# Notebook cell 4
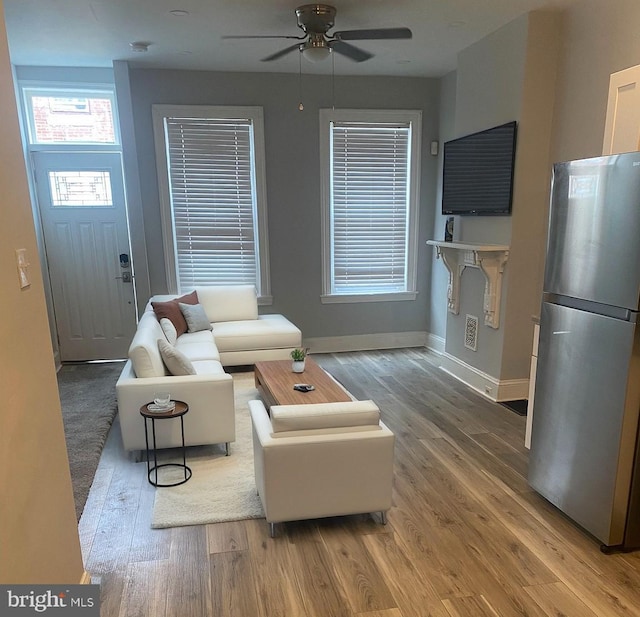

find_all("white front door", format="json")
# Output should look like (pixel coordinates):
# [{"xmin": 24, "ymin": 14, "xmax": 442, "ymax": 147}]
[{"xmin": 33, "ymin": 151, "xmax": 137, "ymax": 361}]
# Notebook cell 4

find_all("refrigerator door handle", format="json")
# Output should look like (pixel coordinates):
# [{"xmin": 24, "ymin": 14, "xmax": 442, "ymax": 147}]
[{"xmin": 542, "ymin": 292, "xmax": 638, "ymax": 322}]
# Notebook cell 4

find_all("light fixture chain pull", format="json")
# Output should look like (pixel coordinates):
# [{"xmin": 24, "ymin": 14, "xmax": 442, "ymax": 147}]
[
  {"xmin": 298, "ymin": 50, "xmax": 304, "ymax": 111},
  {"xmin": 331, "ymin": 49, "xmax": 335, "ymax": 110}
]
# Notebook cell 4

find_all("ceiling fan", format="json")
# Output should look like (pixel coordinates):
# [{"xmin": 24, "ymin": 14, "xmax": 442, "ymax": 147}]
[{"xmin": 223, "ymin": 4, "xmax": 412, "ymax": 63}]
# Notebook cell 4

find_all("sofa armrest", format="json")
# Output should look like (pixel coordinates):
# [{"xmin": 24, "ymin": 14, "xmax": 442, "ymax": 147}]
[{"xmin": 116, "ymin": 360, "xmax": 235, "ymax": 451}]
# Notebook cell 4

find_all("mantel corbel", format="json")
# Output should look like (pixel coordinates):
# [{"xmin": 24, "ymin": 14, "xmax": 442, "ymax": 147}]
[{"xmin": 427, "ymin": 240, "xmax": 510, "ymax": 329}]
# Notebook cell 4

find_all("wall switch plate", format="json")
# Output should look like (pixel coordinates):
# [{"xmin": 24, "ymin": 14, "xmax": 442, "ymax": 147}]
[{"xmin": 16, "ymin": 248, "xmax": 30, "ymax": 288}]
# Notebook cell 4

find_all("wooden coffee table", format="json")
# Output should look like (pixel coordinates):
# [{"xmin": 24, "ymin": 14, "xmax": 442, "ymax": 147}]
[{"xmin": 254, "ymin": 357, "xmax": 353, "ymax": 408}]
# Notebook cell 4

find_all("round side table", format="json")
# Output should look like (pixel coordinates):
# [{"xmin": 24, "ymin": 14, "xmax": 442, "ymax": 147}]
[{"xmin": 140, "ymin": 400, "xmax": 192, "ymax": 487}]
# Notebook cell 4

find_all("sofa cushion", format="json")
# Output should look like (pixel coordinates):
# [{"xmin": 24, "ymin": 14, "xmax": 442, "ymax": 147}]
[
  {"xmin": 128, "ymin": 312, "xmax": 168, "ymax": 378},
  {"xmin": 160, "ymin": 318, "xmax": 177, "ymax": 344},
  {"xmin": 191, "ymin": 359, "xmax": 226, "ymax": 375},
  {"xmin": 177, "ymin": 330, "xmax": 217, "ymax": 345},
  {"xmin": 196, "ymin": 285, "xmax": 258, "ymax": 323},
  {"xmin": 270, "ymin": 400, "xmax": 381, "ymax": 433},
  {"xmin": 212, "ymin": 314, "xmax": 301, "ymax": 352},
  {"xmin": 151, "ymin": 291, "xmax": 198, "ymax": 336},
  {"xmin": 179, "ymin": 302, "xmax": 213, "ymax": 333},
  {"xmin": 175, "ymin": 340, "xmax": 221, "ymax": 362},
  {"xmin": 158, "ymin": 339, "xmax": 196, "ymax": 376}
]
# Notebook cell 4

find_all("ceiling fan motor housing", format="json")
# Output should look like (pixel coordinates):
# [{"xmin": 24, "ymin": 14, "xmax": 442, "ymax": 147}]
[{"xmin": 296, "ymin": 4, "xmax": 336, "ymax": 34}]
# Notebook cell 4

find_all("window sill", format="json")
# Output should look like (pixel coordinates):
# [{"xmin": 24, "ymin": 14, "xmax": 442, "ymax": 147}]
[{"xmin": 320, "ymin": 291, "xmax": 417, "ymax": 304}]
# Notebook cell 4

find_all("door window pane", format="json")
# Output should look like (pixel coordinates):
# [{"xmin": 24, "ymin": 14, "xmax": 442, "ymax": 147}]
[{"xmin": 49, "ymin": 171, "xmax": 113, "ymax": 206}]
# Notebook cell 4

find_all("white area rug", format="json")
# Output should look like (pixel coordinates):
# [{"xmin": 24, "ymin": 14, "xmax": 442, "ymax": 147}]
[{"xmin": 151, "ymin": 372, "xmax": 265, "ymax": 528}]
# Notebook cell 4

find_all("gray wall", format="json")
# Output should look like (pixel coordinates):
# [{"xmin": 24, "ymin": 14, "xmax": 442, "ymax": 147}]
[
  {"xmin": 440, "ymin": 12, "xmax": 561, "ymax": 386},
  {"xmin": 444, "ymin": 15, "xmax": 529, "ymax": 379},
  {"xmin": 125, "ymin": 68, "xmax": 440, "ymax": 341}
]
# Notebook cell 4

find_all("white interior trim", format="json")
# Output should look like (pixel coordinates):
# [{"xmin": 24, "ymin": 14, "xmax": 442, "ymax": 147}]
[
  {"xmin": 426, "ymin": 333, "xmax": 445, "ymax": 354},
  {"xmin": 439, "ymin": 352, "xmax": 529, "ymax": 402}
]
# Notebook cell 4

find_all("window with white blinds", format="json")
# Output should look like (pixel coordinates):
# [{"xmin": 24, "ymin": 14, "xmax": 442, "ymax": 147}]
[
  {"xmin": 153, "ymin": 105, "xmax": 270, "ymax": 298},
  {"xmin": 320, "ymin": 109, "xmax": 421, "ymax": 302}
]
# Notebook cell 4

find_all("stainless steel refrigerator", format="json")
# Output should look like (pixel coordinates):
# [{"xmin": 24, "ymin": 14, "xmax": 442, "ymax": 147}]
[{"xmin": 529, "ymin": 151, "xmax": 640, "ymax": 551}]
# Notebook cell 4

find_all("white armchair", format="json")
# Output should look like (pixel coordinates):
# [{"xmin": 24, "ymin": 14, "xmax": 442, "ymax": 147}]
[{"xmin": 249, "ymin": 399, "xmax": 395, "ymax": 537}]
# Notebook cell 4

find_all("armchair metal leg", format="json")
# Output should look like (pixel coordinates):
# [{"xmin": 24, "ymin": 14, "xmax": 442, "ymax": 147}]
[
  {"xmin": 380, "ymin": 511, "xmax": 388, "ymax": 525},
  {"xmin": 225, "ymin": 442, "xmax": 230, "ymax": 456},
  {"xmin": 269, "ymin": 522, "xmax": 276, "ymax": 538}
]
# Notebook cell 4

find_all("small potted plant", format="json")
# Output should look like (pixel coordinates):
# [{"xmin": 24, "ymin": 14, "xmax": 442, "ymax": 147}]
[{"xmin": 290, "ymin": 348, "xmax": 307, "ymax": 373}]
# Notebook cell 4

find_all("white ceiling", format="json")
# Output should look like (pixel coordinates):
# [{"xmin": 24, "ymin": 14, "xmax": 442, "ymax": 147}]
[{"xmin": 3, "ymin": 0, "xmax": 576, "ymax": 78}]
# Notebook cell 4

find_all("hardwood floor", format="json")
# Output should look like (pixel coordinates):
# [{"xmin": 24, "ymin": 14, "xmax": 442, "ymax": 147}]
[{"xmin": 79, "ymin": 348, "xmax": 640, "ymax": 617}]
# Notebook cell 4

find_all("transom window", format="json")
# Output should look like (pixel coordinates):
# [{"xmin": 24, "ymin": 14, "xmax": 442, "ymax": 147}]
[
  {"xmin": 153, "ymin": 105, "xmax": 270, "ymax": 300},
  {"xmin": 22, "ymin": 88, "xmax": 118, "ymax": 145},
  {"xmin": 320, "ymin": 109, "xmax": 421, "ymax": 303}
]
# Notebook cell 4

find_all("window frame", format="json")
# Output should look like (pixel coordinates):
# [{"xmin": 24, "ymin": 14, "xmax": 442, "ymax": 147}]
[
  {"xmin": 152, "ymin": 105, "xmax": 271, "ymax": 302},
  {"xmin": 319, "ymin": 108, "xmax": 422, "ymax": 304}
]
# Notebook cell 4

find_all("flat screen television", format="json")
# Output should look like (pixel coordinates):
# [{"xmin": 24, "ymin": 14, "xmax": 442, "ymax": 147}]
[{"xmin": 442, "ymin": 121, "xmax": 517, "ymax": 216}]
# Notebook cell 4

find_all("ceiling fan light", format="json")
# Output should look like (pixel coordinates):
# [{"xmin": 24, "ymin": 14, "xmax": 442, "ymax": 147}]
[{"xmin": 302, "ymin": 45, "xmax": 331, "ymax": 62}]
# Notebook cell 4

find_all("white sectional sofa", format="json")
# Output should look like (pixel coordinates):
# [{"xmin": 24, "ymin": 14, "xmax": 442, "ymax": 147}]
[{"xmin": 116, "ymin": 285, "xmax": 302, "ymax": 452}]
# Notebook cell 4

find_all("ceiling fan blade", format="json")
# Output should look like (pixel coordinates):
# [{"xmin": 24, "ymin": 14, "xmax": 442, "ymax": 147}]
[
  {"xmin": 222, "ymin": 35, "xmax": 305, "ymax": 40},
  {"xmin": 329, "ymin": 40, "xmax": 373, "ymax": 63},
  {"xmin": 332, "ymin": 27, "xmax": 413, "ymax": 41},
  {"xmin": 261, "ymin": 43, "xmax": 301, "ymax": 62}
]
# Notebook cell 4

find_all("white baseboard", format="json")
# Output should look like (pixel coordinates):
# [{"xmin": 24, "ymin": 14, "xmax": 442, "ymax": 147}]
[
  {"xmin": 497, "ymin": 378, "xmax": 530, "ymax": 401},
  {"xmin": 439, "ymin": 352, "xmax": 529, "ymax": 402},
  {"xmin": 304, "ymin": 331, "xmax": 427, "ymax": 354},
  {"xmin": 425, "ymin": 333, "xmax": 445, "ymax": 354},
  {"xmin": 79, "ymin": 571, "xmax": 92, "ymax": 584}
]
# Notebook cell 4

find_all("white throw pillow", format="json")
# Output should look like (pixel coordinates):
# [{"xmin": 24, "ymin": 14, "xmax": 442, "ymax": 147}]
[
  {"xmin": 160, "ymin": 317, "xmax": 178, "ymax": 344},
  {"xmin": 179, "ymin": 302, "xmax": 212, "ymax": 333},
  {"xmin": 158, "ymin": 339, "xmax": 196, "ymax": 376}
]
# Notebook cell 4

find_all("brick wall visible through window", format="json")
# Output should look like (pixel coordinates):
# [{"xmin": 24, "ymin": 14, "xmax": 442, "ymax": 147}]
[{"xmin": 23, "ymin": 89, "xmax": 117, "ymax": 145}]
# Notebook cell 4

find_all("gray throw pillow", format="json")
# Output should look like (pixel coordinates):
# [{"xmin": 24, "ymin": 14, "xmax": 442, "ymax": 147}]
[
  {"xmin": 158, "ymin": 339, "xmax": 196, "ymax": 376},
  {"xmin": 179, "ymin": 302, "xmax": 212, "ymax": 333}
]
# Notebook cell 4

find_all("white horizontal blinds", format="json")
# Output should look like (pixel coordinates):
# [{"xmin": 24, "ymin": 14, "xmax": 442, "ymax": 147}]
[
  {"xmin": 331, "ymin": 121, "xmax": 411, "ymax": 294},
  {"xmin": 165, "ymin": 117, "xmax": 258, "ymax": 290}
]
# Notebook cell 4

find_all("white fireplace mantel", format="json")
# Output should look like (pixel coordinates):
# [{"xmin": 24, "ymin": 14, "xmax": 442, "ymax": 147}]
[{"xmin": 427, "ymin": 240, "xmax": 510, "ymax": 329}]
